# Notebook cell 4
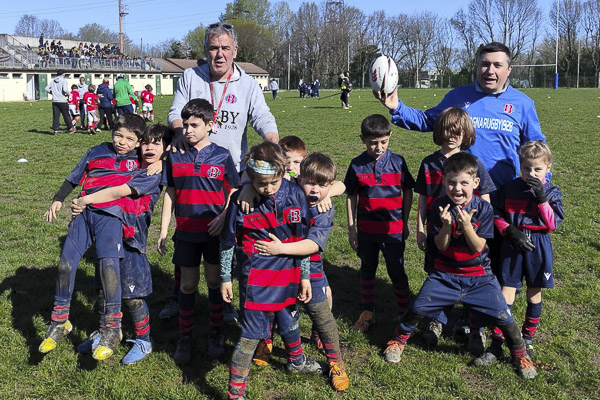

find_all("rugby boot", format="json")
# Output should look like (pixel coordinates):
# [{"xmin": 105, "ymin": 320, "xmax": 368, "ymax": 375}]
[
  {"xmin": 352, "ymin": 310, "xmax": 375, "ymax": 333},
  {"xmin": 423, "ymin": 320, "xmax": 443, "ymax": 347},
  {"xmin": 122, "ymin": 338, "xmax": 153, "ymax": 365},
  {"xmin": 39, "ymin": 320, "xmax": 73, "ymax": 353},
  {"xmin": 92, "ymin": 328, "xmax": 122, "ymax": 360},
  {"xmin": 329, "ymin": 362, "xmax": 349, "ymax": 391},
  {"xmin": 158, "ymin": 298, "xmax": 178, "ymax": 319},
  {"xmin": 76, "ymin": 330, "xmax": 102, "ymax": 354},
  {"xmin": 513, "ymin": 355, "xmax": 537, "ymax": 379},
  {"xmin": 173, "ymin": 335, "xmax": 192, "ymax": 365},
  {"xmin": 252, "ymin": 339, "xmax": 272, "ymax": 366},
  {"xmin": 383, "ymin": 340, "xmax": 405, "ymax": 363},
  {"xmin": 287, "ymin": 355, "xmax": 323, "ymax": 373}
]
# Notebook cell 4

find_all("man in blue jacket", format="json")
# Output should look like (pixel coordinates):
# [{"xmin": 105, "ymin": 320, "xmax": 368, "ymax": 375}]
[
  {"xmin": 374, "ymin": 42, "xmax": 545, "ymax": 193},
  {"xmin": 97, "ymin": 78, "xmax": 114, "ymax": 130}
]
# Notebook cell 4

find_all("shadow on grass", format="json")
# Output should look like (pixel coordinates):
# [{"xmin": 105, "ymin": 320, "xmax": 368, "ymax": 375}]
[
  {"xmin": 28, "ymin": 129, "xmax": 57, "ymax": 135},
  {"xmin": 322, "ymin": 258, "xmax": 479, "ymax": 357},
  {"xmin": 144, "ymin": 264, "xmax": 226, "ymax": 397}
]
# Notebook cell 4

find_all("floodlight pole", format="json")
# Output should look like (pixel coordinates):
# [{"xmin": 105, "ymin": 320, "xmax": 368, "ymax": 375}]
[
  {"xmin": 554, "ymin": 0, "xmax": 559, "ymax": 89},
  {"xmin": 119, "ymin": 0, "xmax": 128, "ymax": 54},
  {"xmin": 288, "ymin": 43, "xmax": 291, "ymax": 91}
]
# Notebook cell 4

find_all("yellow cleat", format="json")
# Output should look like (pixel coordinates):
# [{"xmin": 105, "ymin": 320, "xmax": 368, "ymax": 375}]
[
  {"xmin": 39, "ymin": 320, "xmax": 73, "ymax": 353},
  {"xmin": 92, "ymin": 345, "xmax": 115, "ymax": 360}
]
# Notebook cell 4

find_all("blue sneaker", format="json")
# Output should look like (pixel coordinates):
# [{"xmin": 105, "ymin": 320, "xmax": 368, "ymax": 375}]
[
  {"xmin": 77, "ymin": 330, "xmax": 102, "ymax": 354},
  {"xmin": 122, "ymin": 338, "xmax": 153, "ymax": 365}
]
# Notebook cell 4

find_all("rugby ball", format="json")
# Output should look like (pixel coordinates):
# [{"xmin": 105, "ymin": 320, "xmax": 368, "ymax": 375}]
[{"xmin": 369, "ymin": 55, "xmax": 398, "ymax": 95}]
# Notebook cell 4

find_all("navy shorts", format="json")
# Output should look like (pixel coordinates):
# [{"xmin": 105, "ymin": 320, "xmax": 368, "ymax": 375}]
[
  {"xmin": 240, "ymin": 304, "xmax": 299, "ymax": 339},
  {"xmin": 94, "ymin": 245, "xmax": 152, "ymax": 299},
  {"xmin": 307, "ymin": 276, "xmax": 328, "ymax": 305},
  {"xmin": 357, "ymin": 236, "xmax": 406, "ymax": 272},
  {"xmin": 411, "ymin": 271, "xmax": 514, "ymax": 326},
  {"xmin": 67, "ymin": 208, "xmax": 124, "ymax": 259},
  {"xmin": 172, "ymin": 237, "xmax": 219, "ymax": 267},
  {"xmin": 499, "ymin": 232, "xmax": 554, "ymax": 289}
]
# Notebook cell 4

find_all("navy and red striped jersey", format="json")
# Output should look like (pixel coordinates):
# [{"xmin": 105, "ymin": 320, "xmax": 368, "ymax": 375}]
[
  {"xmin": 221, "ymin": 178, "xmax": 310, "ymax": 311},
  {"xmin": 166, "ymin": 143, "xmax": 240, "ymax": 243},
  {"xmin": 307, "ymin": 205, "xmax": 335, "ymax": 283},
  {"xmin": 415, "ymin": 150, "xmax": 496, "ymax": 226},
  {"xmin": 430, "ymin": 195, "xmax": 494, "ymax": 276},
  {"xmin": 494, "ymin": 178, "xmax": 563, "ymax": 233},
  {"xmin": 344, "ymin": 150, "xmax": 415, "ymax": 242},
  {"xmin": 94, "ymin": 168, "xmax": 162, "ymax": 253},
  {"xmin": 66, "ymin": 142, "xmax": 140, "ymax": 198}
]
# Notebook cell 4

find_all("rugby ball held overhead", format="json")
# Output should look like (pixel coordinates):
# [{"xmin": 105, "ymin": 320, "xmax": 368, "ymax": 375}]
[{"xmin": 369, "ymin": 55, "xmax": 398, "ymax": 95}]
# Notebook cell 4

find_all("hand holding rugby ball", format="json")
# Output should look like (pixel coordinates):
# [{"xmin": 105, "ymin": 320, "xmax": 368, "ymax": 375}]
[{"xmin": 369, "ymin": 55, "xmax": 398, "ymax": 95}]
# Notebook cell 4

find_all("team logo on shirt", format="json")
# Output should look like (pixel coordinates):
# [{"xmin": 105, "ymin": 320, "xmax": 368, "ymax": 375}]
[
  {"xmin": 504, "ymin": 104, "xmax": 514, "ymax": 114},
  {"xmin": 287, "ymin": 208, "xmax": 301, "ymax": 223},
  {"xmin": 125, "ymin": 160, "xmax": 137, "ymax": 171},
  {"xmin": 544, "ymin": 272, "xmax": 551, "ymax": 281},
  {"xmin": 207, "ymin": 166, "xmax": 222, "ymax": 179},
  {"xmin": 128, "ymin": 284, "xmax": 135, "ymax": 292},
  {"xmin": 226, "ymin": 94, "xmax": 237, "ymax": 104}
]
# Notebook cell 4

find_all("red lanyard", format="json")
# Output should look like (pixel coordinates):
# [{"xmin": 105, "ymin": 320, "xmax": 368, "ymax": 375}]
[{"xmin": 209, "ymin": 72, "xmax": 232, "ymax": 123}]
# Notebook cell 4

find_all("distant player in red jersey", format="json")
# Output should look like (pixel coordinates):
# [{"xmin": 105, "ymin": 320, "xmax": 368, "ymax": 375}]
[
  {"xmin": 68, "ymin": 84, "xmax": 80, "ymax": 128},
  {"xmin": 141, "ymin": 84, "xmax": 155, "ymax": 122},
  {"xmin": 83, "ymin": 84, "xmax": 100, "ymax": 134}
]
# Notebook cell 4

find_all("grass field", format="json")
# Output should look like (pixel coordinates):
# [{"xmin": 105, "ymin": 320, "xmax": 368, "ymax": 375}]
[{"xmin": 0, "ymin": 87, "xmax": 599, "ymax": 400}]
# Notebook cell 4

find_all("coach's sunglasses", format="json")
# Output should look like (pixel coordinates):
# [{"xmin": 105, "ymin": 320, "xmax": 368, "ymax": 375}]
[{"xmin": 208, "ymin": 23, "xmax": 234, "ymax": 31}]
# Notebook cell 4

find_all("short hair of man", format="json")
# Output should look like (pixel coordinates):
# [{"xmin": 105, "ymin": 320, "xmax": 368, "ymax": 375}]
[
  {"xmin": 88, "ymin": 84, "xmax": 96, "ymax": 92},
  {"xmin": 114, "ymin": 114, "xmax": 146, "ymax": 139},
  {"xmin": 279, "ymin": 135, "xmax": 306, "ymax": 157},
  {"xmin": 518, "ymin": 140, "xmax": 552, "ymax": 165},
  {"xmin": 361, "ymin": 114, "xmax": 392, "ymax": 138},
  {"xmin": 204, "ymin": 22, "xmax": 238, "ymax": 50},
  {"xmin": 433, "ymin": 107, "xmax": 476, "ymax": 150},
  {"xmin": 181, "ymin": 98, "xmax": 214, "ymax": 125},
  {"xmin": 478, "ymin": 42, "xmax": 511, "ymax": 65},
  {"xmin": 300, "ymin": 152, "xmax": 336, "ymax": 185},
  {"xmin": 143, "ymin": 123, "xmax": 173, "ymax": 147},
  {"xmin": 443, "ymin": 152, "xmax": 479, "ymax": 178}
]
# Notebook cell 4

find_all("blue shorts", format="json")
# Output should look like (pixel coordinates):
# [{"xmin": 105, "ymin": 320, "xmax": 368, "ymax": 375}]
[
  {"xmin": 94, "ymin": 246, "xmax": 152, "ymax": 299},
  {"xmin": 411, "ymin": 271, "xmax": 514, "ymax": 326},
  {"xmin": 172, "ymin": 237, "xmax": 219, "ymax": 267},
  {"xmin": 240, "ymin": 304, "xmax": 299, "ymax": 339},
  {"xmin": 67, "ymin": 208, "xmax": 124, "ymax": 259},
  {"xmin": 499, "ymin": 232, "xmax": 554, "ymax": 289},
  {"xmin": 307, "ymin": 275, "xmax": 328, "ymax": 305}
]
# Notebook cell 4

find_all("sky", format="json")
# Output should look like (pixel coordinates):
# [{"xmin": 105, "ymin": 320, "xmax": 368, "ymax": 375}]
[{"xmin": 0, "ymin": 0, "xmax": 554, "ymax": 47}]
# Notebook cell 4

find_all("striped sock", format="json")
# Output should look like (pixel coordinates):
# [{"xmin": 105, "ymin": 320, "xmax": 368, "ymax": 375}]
[
  {"xmin": 178, "ymin": 290, "xmax": 195, "ymax": 336},
  {"xmin": 208, "ymin": 288, "xmax": 224, "ymax": 332},
  {"xmin": 393, "ymin": 287, "xmax": 410, "ymax": 315},
  {"xmin": 522, "ymin": 301, "xmax": 542, "ymax": 340},
  {"xmin": 50, "ymin": 303, "xmax": 70, "ymax": 325},
  {"xmin": 128, "ymin": 300, "xmax": 150, "ymax": 341},
  {"xmin": 359, "ymin": 272, "xmax": 376, "ymax": 312},
  {"xmin": 281, "ymin": 326, "xmax": 304, "ymax": 365}
]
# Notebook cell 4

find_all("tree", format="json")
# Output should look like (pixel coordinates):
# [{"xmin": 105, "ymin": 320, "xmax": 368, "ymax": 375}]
[
  {"xmin": 551, "ymin": 0, "xmax": 582, "ymax": 85},
  {"xmin": 465, "ymin": 0, "xmax": 543, "ymax": 62},
  {"xmin": 185, "ymin": 26, "xmax": 206, "ymax": 60},
  {"xmin": 451, "ymin": 9, "xmax": 478, "ymax": 79},
  {"xmin": 231, "ymin": 20, "xmax": 276, "ymax": 67},
  {"xmin": 77, "ymin": 23, "xmax": 123, "ymax": 45},
  {"xmin": 14, "ymin": 14, "xmax": 67, "ymax": 38},
  {"xmin": 432, "ymin": 20, "xmax": 456, "ymax": 88},
  {"xmin": 222, "ymin": 0, "xmax": 272, "ymax": 26},
  {"xmin": 582, "ymin": 0, "xmax": 600, "ymax": 84}
]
